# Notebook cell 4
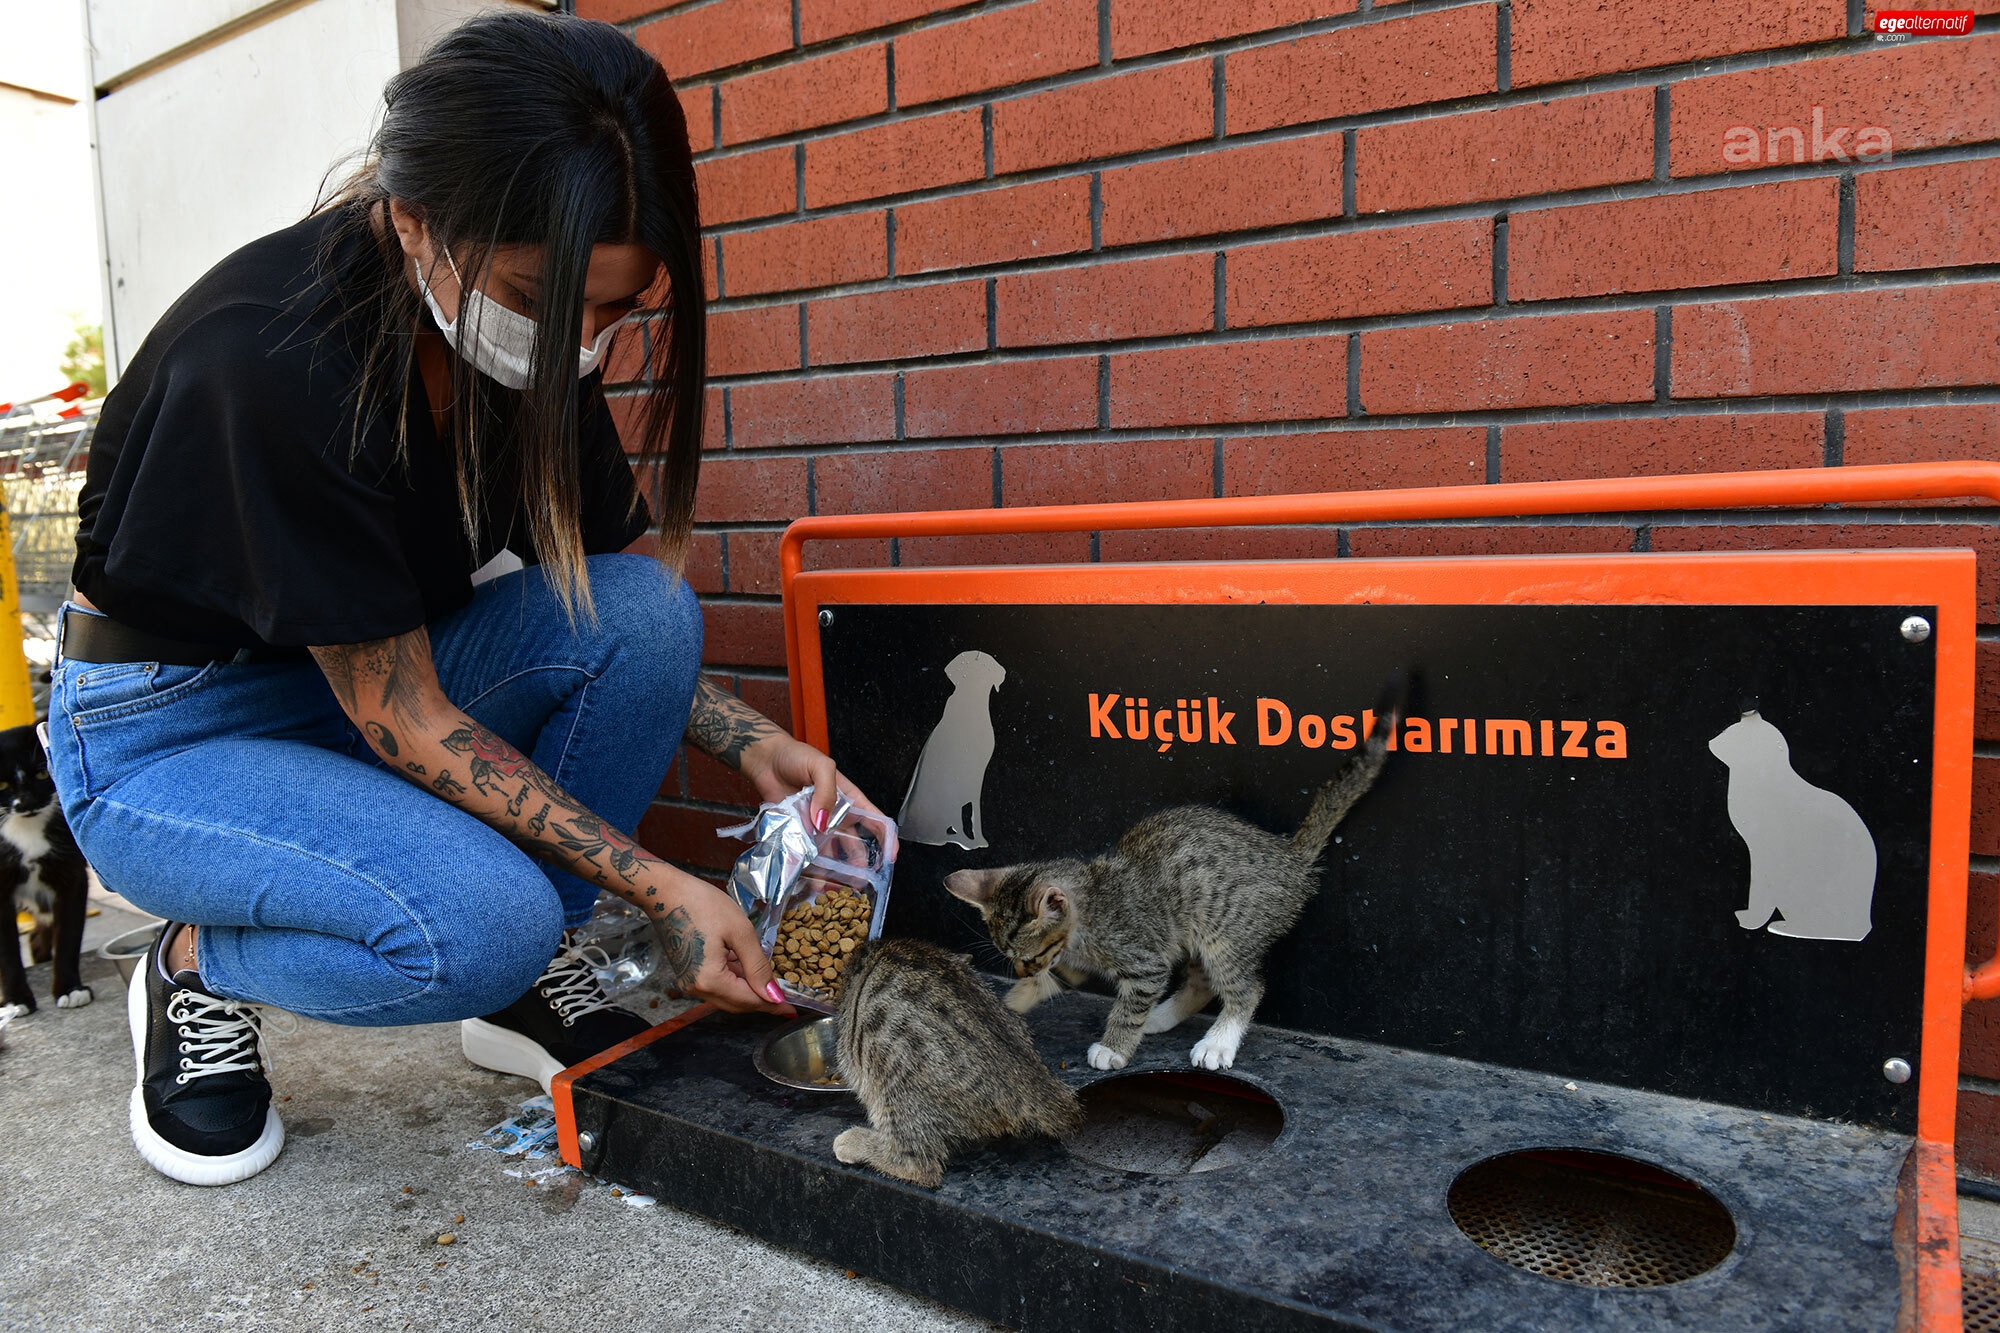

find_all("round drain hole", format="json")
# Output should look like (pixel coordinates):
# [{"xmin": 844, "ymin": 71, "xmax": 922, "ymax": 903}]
[
  {"xmin": 1447, "ymin": 1149, "xmax": 1735, "ymax": 1288},
  {"xmin": 1066, "ymin": 1071, "xmax": 1283, "ymax": 1175}
]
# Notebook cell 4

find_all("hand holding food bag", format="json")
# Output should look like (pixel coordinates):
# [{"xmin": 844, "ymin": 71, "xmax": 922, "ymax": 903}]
[{"xmin": 720, "ymin": 787, "xmax": 898, "ymax": 1013}]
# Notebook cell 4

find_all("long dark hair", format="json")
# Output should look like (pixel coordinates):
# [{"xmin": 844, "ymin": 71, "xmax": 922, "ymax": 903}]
[{"xmin": 319, "ymin": 11, "xmax": 704, "ymax": 618}]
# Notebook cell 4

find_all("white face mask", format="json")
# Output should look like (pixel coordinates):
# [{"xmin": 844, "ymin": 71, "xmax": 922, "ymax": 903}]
[{"xmin": 416, "ymin": 250, "xmax": 625, "ymax": 390}]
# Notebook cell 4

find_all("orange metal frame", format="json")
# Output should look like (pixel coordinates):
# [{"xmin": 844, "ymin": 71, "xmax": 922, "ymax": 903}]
[
  {"xmin": 772, "ymin": 460, "xmax": 1999, "ymax": 1330},
  {"xmin": 779, "ymin": 460, "xmax": 2000, "ymax": 1003},
  {"xmin": 552, "ymin": 1003, "xmax": 711, "ymax": 1168}
]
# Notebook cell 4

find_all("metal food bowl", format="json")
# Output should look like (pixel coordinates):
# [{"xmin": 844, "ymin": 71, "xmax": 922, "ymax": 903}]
[
  {"xmin": 99, "ymin": 923, "xmax": 160, "ymax": 985},
  {"xmin": 754, "ymin": 1014, "xmax": 848, "ymax": 1092}
]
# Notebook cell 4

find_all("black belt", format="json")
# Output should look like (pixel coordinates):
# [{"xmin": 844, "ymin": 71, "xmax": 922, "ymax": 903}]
[{"xmin": 58, "ymin": 607, "xmax": 293, "ymax": 667}]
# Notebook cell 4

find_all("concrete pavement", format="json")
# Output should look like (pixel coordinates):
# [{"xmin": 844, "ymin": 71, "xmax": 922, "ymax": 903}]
[{"xmin": 1, "ymin": 905, "xmax": 988, "ymax": 1333}]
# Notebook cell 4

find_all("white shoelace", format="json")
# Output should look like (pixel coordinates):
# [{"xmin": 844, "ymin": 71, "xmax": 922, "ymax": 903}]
[
  {"xmin": 538, "ymin": 939, "xmax": 617, "ymax": 1027},
  {"xmin": 166, "ymin": 990, "xmax": 293, "ymax": 1086}
]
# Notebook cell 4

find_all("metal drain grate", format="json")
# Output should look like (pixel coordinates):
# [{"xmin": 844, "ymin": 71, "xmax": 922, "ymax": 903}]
[
  {"xmin": 1964, "ymin": 1242, "xmax": 2000, "ymax": 1333},
  {"xmin": 1448, "ymin": 1150, "xmax": 1736, "ymax": 1288},
  {"xmin": 1967, "ymin": 1268, "xmax": 2000, "ymax": 1333}
]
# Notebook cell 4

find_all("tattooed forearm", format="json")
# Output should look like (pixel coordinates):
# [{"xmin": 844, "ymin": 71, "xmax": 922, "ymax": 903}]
[
  {"xmin": 311, "ymin": 632, "xmax": 674, "ymax": 897},
  {"xmin": 428, "ymin": 717, "xmax": 662, "ymax": 889},
  {"xmin": 659, "ymin": 906, "xmax": 706, "ymax": 986},
  {"xmin": 686, "ymin": 679, "xmax": 781, "ymax": 769},
  {"xmin": 441, "ymin": 721, "xmax": 583, "ymax": 816}
]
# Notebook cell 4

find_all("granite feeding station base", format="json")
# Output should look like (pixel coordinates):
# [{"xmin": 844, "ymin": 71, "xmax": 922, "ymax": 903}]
[
  {"xmin": 555, "ymin": 994, "xmax": 1919, "ymax": 1333},
  {"xmin": 558, "ymin": 466, "xmax": 2000, "ymax": 1330}
]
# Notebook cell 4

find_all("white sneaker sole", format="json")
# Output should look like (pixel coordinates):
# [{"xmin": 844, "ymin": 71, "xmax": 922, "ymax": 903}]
[
  {"xmin": 127, "ymin": 956, "xmax": 284, "ymax": 1187},
  {"xmin": 461, "ymin": 1018, "xmax": 566, "ymax": 1094}
]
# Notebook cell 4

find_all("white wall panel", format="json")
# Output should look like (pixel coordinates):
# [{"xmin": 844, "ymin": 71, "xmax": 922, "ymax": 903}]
[
  {"xmin": 89, "ymin": 0, "xmax": 544, "ymax": 374},
  {"xmin": 94, "ymin": 0, "xmax": 401, "ymax": 371},
  {"xmin": 85, "ymin": 0, "xmax": 281, "ymax": 89},
  {"xmin": 0, "ymin": 0, "xmax": 91, "ymax": 100},
  {"xmin": 0, "ymin": 92, "xmax": 101, "ymax": 401}
]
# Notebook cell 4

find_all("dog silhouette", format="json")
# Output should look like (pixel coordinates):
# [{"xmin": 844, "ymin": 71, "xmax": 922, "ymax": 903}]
[
  {"xmin": 1708, "ymin": 710, "xmax": 1876, "ymax": 942},
  {"xmin": 898, "ymin": 651, "xmax": 1007, "ymax": 850}
]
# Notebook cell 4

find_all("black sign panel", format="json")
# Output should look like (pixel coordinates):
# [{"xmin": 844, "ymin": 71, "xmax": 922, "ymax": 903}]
[{"xmin": 820, "ymin": 603, "xmax": 1935, "ymax": 1130}]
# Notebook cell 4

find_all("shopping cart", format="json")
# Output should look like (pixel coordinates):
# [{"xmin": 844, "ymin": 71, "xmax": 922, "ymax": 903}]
[{"xmin": 0, "ymin": 382, "xmax": 97, "ymax": 718}]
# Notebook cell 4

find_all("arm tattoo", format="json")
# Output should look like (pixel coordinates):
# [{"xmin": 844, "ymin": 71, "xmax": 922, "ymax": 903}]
[
  {"xmin": 659, "ymin": 906, "xmax": 705, "ymax": 986},
  {"xmin": 437, "ymin": 718, "xmax": 660, "ymax": 888},
  {"xmin": 686, "ymin": 679, "xmax": 780, "ymax": 769},
  {"xmin": 313, "ymin": 633, "xmax": 671, "ymax": 895},
  {"xmin": 311, "ymin": 631, "xmax": 439, "ymax": 735}
]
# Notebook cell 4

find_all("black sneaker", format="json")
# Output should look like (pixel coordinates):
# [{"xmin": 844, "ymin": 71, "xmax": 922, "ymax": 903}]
[
  {"xmin": 460, "ymin": 931, "xmax": 651, "ymax": 1092},
  {"xmin": 127, "ymin": 924, "xmax": 284, "ymax": 1185}
]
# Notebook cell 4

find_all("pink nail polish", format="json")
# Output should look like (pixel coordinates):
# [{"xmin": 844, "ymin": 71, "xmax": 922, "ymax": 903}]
[
  {"xmin": 764, "ymin": 980, "xmax": 786, "ymax": 1004},
  {"xmin": 813, "ymin": 808, "xmax": 828, "ymax": 833}
]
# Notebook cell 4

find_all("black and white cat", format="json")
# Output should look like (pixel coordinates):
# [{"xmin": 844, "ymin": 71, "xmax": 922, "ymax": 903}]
[{"xmin": 0, "ymin": 723, "xmax": 92, "ymax": 1018}]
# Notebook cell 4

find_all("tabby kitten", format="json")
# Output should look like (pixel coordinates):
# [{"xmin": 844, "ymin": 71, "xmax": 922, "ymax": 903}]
[
  {"xmin": 833, "ymin": 937, "xmax": 1081, "ymax": 1188},
  {"xmin": 947, "ymin": 679, "xmax": 1401, "ymax": 1074}
]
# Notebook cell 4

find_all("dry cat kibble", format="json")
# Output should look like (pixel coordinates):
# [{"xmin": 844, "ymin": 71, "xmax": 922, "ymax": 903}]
[{"xmin": 773, "ymin": 887, "xmax": 873, "ymax": 1000}]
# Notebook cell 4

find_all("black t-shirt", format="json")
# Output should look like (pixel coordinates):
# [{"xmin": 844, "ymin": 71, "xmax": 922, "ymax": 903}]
[{"xmin": 73, "ymin": 206, "xmax": 651, "ymax": 650}]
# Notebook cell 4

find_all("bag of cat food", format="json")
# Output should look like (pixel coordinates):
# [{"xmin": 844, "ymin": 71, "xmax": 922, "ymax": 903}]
[{"xmin": 718, "ymin": 787, "xmax": 897, "ymax": 1013}]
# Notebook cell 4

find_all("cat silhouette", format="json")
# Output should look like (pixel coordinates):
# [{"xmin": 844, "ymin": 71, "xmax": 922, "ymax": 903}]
[
  {"xmin": 899, "ymin": 651, "xmax": 1007, "ymax": 850},
  {"xmin": 1708, "ymin": 710, "xmax": 1876, "ymax": 942}
]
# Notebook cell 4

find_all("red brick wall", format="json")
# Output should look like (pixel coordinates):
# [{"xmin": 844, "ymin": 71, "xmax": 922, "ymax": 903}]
[{"xmin": 588, "ymin": 0, "xmax": 2000, "ymax": 1159}]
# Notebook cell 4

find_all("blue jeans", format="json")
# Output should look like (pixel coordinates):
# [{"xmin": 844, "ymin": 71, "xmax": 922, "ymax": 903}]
[{"xmin": 46, "ymin": 554, "xmax": 701, "ymax": 1027}]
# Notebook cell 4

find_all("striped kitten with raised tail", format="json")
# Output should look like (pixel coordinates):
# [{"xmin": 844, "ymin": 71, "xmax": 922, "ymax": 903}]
[
  {"xmin": 947, "ymin": 675, "xmax": 1404, "ymax": 1073},
  {"xmin": 833, "ymin": 937, "xmax": 1081, "ymax": 1188}
]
